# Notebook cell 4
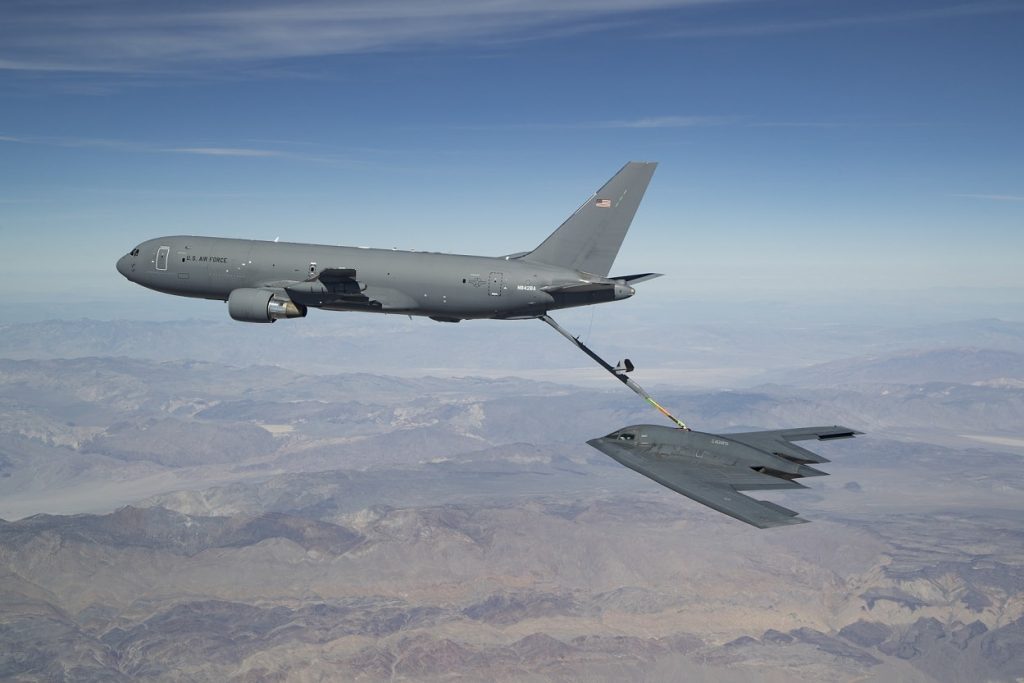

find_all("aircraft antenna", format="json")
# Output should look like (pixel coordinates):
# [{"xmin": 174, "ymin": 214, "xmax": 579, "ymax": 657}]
[{"xmin": 540, "ymin": 315, "xmax": 689, "ymax": 430}]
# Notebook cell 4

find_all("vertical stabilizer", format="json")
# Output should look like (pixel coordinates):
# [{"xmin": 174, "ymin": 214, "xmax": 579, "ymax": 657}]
[{"xmin": 525, "ymin": 161, "xmax": 657, "ymax": 276}]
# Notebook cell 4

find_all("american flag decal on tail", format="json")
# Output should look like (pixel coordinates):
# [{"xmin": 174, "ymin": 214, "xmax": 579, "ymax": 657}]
[{"xmin": 595, "ymin": 198, "xmax": 611, "ymax": 208}]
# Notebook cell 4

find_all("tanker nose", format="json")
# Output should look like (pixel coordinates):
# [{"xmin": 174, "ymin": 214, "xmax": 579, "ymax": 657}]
[{"xmin": 116, "ymin": 254, "xmax": 131, "ymax": 278}]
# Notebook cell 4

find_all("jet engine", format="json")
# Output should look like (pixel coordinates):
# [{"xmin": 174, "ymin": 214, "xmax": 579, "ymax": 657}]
[{"xmin": 227, "ymin": 288, "xmax": 306, "ymax": 323}]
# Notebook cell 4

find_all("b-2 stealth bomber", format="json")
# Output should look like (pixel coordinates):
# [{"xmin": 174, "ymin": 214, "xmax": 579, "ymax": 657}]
[{"xmin": 588, "ymin": 424, "xmax": 861, "ymax": 528}]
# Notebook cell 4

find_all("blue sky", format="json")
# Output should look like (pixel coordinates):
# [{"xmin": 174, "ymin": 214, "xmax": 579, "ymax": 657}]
[{"xmin": 1, "ymin": 0, "xmax": 1022, "ymax": 311}]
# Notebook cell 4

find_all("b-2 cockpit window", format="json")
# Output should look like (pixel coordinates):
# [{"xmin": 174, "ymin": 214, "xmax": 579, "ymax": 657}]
[{"xmin": 617, "ymin": 432, "xmax": 636, "ymax": 441}]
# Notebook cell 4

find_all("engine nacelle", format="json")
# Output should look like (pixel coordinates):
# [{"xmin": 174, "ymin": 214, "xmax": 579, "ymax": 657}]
[{"xmin": 228, "ymin": 288, "xmax": 306, "ymax": 323}]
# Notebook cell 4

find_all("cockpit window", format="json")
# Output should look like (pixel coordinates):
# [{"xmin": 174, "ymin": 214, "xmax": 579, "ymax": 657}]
[{"xmin": 617, "ymin": 431, "xmax": 636, "ymax": 441}]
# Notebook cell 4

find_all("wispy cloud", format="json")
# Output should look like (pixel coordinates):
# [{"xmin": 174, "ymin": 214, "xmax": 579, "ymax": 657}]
[
  {"xmin": 953, "ymin": 193, "xmax": 1024, "ymax": 202},
  {"xmin": 591, "ymin": 115, "xmax": 736, "ymax": 128},
  {"xmin": 0, "ymin": 134, "xmax": 150, "ymax": 152},
  {"xmin": 457, "ymin": 115, "xmax": 736, "ymax": 131},
  {"xmin": 0, "ymin": 133, "xmax": 344, "ymax": 164},
  {"xmin": 0, "ymin": 0, "xmax": 735, "ymax": 74},
  {"xmin": 662, "ymin": 1, "xmax": 1024, "ymax": 38},
  {"xmin": 3, "ymin": 2, "xmax": 1019, "ymax": 78},
  {"xmin": 169, "ymin": 146, "xmax": 350, "ymax": 163},
  {"xmin": 167, "ymin": 147, "xmax": 288, "ymax": 158},
  {"xmin": 459, "ymin": 115, "xmax": 895, "ymax": 131}
]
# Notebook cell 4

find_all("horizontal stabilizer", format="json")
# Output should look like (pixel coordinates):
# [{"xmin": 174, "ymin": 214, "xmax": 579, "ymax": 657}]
[{"xmin": 611, "ymin": 273, "xmax": 662, "ymax": 285}]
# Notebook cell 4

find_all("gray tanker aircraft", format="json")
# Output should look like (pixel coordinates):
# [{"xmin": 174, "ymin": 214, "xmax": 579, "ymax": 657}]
[
  {"xmin": 588, "ymin": 424, "xmax": 861, "ymax": 528},
  {"xmin": 116, "ymin": 162, "xmax": 659, "ymax": 323}
]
